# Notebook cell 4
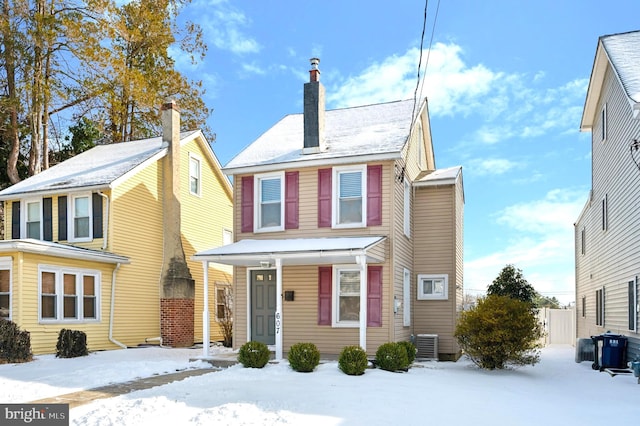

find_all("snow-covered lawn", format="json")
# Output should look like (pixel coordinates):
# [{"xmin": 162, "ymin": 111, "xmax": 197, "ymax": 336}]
[{"xmin": 0, "ymin": 345, "xmax": 636, "ymax": 425}]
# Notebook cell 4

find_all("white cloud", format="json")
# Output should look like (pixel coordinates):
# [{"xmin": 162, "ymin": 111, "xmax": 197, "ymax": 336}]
[
  {"xmin": 466, "ymin": 158, "xmax": 519, "ymax": 176},
  {"xmin": 193, "ymin": 0, "xmax": 261, "ymax": 55}
]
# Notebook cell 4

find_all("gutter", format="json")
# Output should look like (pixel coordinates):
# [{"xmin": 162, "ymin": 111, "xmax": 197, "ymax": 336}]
[{"xmin": 109, "ymin": 262, "xmax": 127, "ymax": 349}]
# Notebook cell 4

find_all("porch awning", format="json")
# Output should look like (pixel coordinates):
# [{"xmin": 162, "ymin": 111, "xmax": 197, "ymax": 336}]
[{"xmin": 193, "ymin": 236, "xmax": 386, "ymax": 267}]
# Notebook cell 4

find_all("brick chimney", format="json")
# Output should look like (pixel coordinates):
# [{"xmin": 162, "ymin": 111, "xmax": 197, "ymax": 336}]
[
  {"xmin": 303, "ymin": 58, "xmax": 326, "ymax": 154},
  {"xmin": 159, "ymin": 99, "xmax": 195, "ymax": 348}
]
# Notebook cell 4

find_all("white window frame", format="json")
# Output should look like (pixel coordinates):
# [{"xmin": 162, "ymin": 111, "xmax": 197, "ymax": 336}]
[
  {"xmin": 581, "ymin": 227, "xmax": 586, "ymax": 255},
  {"xmin": 403, "ymin": 268, "xmax": 411, "ymax": 326},
  {"xmin": 189, "ymin": 153, "xmax": 202, "ymax": 196},
  {"xmin": 38, "ymin": 265, "xmax": 101, "ymax": 323},
  {"xmin": 629, "ymin": 279, "xmax": 637, "ymax": 332},
  {"xmin": 22, "ymin": 198, "xmax": 43, "ymax": 240},
  {"xmin": 0, "ymin": 257, "xmax": 13, "ymax": 320},
  {"xmin": 222, "ymin": 228, "xmax": 233, "ymax": 245},
  {"xmin": 332, "ymin": 165, "xmax": 367, "ymax": 228},
  {"xmin": 596, "ymin": 287, "xmax": 605, "ymax": 327},
  {"xmin": 417, "ymin": 274, "xmax": 449, "ymax": 300},
  {"xmin": 601, "ymin": 103, "xmax": 607, "ymax": 142},
  {"xmin": 332, "ymin": 265, "xmax": 361, "ymax": 327},
  {"xmin": 69, "ymin": 193, "xmax": 92, "ymax": 242},
  {"xmin": 215, "ymin": 283, "xmax": 232, "ymax": 322},
  {"xmin": 254, "ymin": 171, "xmax": 284, "ymax": 233},
  {"xmin": 404, "ymin": 179, "xmax": 411, "ymax": 237},
  {"xmin": 602, "ymin": 194, "xmax": 608, "ymax": 232}
]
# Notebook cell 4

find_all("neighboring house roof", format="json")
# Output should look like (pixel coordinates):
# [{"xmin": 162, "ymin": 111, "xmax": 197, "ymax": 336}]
[
  {"xmin": 581, "ymin": 30, "xmax": 640, "ymax": 130},
  {"xmin": 414, "ymin": 165, "xmax": 462, "ymax": 186},
  {"xmin": 0, "ymin": 239, "xmax": 129, "ymax": 264},
  {"xmin": 193, "ymin": 236, "xmax": 386, "ymax": 266},
  {"xmin": 0, "ymin": 130, "xmax": 230, "ymax": 199},
  {"xmin": 223, "ymin": 99, "xmax": 419, "ymax": 174}
]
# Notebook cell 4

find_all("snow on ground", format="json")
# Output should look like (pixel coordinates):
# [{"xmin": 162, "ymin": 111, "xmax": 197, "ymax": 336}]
[{"xmin": 0, "ymin": 345, "xmax": 637, "ymax": 425}]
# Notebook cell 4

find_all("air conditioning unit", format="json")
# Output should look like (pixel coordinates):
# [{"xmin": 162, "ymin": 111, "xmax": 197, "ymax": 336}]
[
  {"xmin": 416, "ymin": 334, "xmax": 438, "ymax": 360},
  {"xmin": 575, "ymin": 337, "xmax": 595, "ymax": 363}
]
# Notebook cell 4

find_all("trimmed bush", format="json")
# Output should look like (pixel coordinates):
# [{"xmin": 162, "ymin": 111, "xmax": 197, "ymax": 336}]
[
  {"xmin": 375, "ymin": 342, "xmax": 409, "ymax": 372},
  {"xmin": 0, "ymin": 319, "xmax": 32, "ymax": 364},
  {"xmin": 238, "ymin": 341, "xmax": 271, "ymax": 368},
  {"xmin": 398, "ymin": 341, "xmax": 417, "ymax": 366},
  {"xmin": 56, "ymin": 329, "xmax": 89, "ymax": 358},
  {"xmin": 288, "ymin": 342, "xmax": 320, "ymax": 372},
  {"xmin": 338, "ymin": 345, "xmax": 368, "ymax": 376},
  {"xmin": 455, "ymin": 295, "xmax": 543, "ymax": 370}
]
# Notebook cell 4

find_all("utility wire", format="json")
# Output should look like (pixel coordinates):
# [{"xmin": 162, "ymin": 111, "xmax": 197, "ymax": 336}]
[{"xmin": 412, "ymin": 0, "xmax": 441, "ymax": 123}]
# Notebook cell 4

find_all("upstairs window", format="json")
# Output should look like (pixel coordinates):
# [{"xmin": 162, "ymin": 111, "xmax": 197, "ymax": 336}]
[
  {"xmin": 581, "ymin": 227, "xmax": 586, "ymax": 255},
  {"xmin": 601, "ymin": 194, "xmax": 608, "ymax": 231},
  {"xmin": 596, "ymin": 287, "xmax": 604, "ymax": 326},
  {"xmin": 189, "ymin": 154, "xmax": 201, "ymax": 196},
  {"xmin": 333, "ymin": 166, "xmax": 366, "ymax": 228},
  {"xmin": 417, "ymin": 274, "xmax": 448, "ymax": 300},
  {"xmin": 255, "ymin": 172, "xmax": 284, "ymax": 232},
  {"xmin": 601, "ymin": 103, "xmax": 607, "ymax": 142},
  {"xmin": 72, "ymin": 195, "xmax": 91, "ymax": 241},
  {"xmin": 25, "ymin": 200, "xmax": 42, "ymax": 239}
]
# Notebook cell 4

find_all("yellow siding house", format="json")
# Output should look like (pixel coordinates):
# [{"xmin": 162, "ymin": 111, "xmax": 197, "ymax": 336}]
[{"xmin": 0, "ymin": 101, "xmax": 233, "ymax": 354}]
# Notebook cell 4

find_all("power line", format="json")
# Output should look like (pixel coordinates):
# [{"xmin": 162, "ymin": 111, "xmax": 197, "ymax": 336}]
[{"xmin": 412, "ymin": 0, "xmax": 441, "ymax": 123}]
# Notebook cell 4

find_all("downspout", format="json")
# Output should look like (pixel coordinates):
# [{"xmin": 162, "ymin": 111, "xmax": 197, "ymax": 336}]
[
  {"xmin": 97, "ymin": 192, "xmax": 109, "ymax": 250},
  {"xmin": 109, "ymin": 262, "xmax": 127, "ymax": 349}
]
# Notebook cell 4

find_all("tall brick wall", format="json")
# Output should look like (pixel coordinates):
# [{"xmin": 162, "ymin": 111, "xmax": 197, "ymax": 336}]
[{"xmin": 160, "ymin": 298, "xmax": 194, "ymax": 347}]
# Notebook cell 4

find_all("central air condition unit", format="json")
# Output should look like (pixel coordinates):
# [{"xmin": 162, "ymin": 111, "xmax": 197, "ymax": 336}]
[
  {"xmin": 575, "ymin": 337, "xmax": 595, "ymax": 363},
  {"xmin": 416, "ymin": 334, "xmax": 438, "ymax": 360}
]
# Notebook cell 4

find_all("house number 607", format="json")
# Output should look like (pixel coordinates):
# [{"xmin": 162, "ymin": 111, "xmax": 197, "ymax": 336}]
[{"xmin": 275, "ymin": 312, "xmax": 281, "ymax": 334}]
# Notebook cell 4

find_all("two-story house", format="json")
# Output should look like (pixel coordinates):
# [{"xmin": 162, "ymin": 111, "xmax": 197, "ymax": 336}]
[
  {"xmin": 0, "ymin": 100, "xmax": 233, "ymax": 354},
  {"xmin": 575, "ymin": 30, "xmax": 640, "ymax": 359},
  {"xmin": 195, "ymin": 59, "xmax": 464, "ymax": 361}
]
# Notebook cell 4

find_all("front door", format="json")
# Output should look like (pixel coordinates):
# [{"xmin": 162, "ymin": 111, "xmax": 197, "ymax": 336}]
[{"xmin": 250, "ymin": 270, "xmax": 276, "ymax": 345}]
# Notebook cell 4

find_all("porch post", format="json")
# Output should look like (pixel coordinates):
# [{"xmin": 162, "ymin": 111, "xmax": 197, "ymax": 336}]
[
  {"xmin": 358, "ymin": 255, "xmax": 367, "ymax": 351},
  {"xmin": 275, "ymin": 258, "xmax": 283, "ymax": 360},
  {"xmin": 202, "ymin": 261, "xmax": 210, "ymax": 358}
]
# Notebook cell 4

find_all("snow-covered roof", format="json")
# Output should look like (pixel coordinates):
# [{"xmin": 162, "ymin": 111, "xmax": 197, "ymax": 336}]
[
  {"xmin": 0, "ymin": 130, "xmax": 200, "ymax": 199},
  {"xmin": 415, "ymin": 165, "xmax": 462, "ymax": 186},
  {"xmin": 223, "ymin": 100, "xmax": 415, "ymax": 174},
  {"xmin": 193, "ymin": 236, "xmax": 386, "ymax": 266},
  {"xmin": 601, "ymin": 30, "xmax": 640, "ymax": 103}
]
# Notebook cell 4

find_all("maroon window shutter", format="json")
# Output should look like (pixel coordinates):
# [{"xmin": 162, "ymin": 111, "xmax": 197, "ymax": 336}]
[
  {"xmin": 318, "ymin": 168, "xmax": 332, "ymax": 227},
  {"xmin": 367, "ymin": 265, "xmax": 383, "ymax": 327},
  {"xmin": 241, "ymin": 176, "xmax": 254, "ymax": 233},
  {"xmin": 285, "ymin": 171, "xmax": 299, "ymax": 229},
  {"xmin": 318, "ymin": 266, "xmax": 332, "ymax": 325},
  {"xmin": 367, "ymin": 165, "xmax": 382, "ymax": 226}
]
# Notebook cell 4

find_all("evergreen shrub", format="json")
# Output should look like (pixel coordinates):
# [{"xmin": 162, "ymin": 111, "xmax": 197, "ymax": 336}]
[
  {"xmin": 375, "ymin": 342, "xmax": 409, "ymax": 372},
  {"xmin": 338, "ymin": 345, "xmax": 368, "ymax": 376},
  {"xmin": 398, "ymin": 341, "xmax": 417, "ymax": 366},
  {"xmin": 238, "ymin": 341, "xmax": 270, "ymax": 368},
  {"xmin": 56, "ymin": 329, "xmax": 89, "ymax": 358},
  {"xmin": 288, "ymin": 342, "xmax": 320, "ymax": 372},
  {"xmin": 0, "ymin": 319, "xmax": 32, "ymax": 363}
]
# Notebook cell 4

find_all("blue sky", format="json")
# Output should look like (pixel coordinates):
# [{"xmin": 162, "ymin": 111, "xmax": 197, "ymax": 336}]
[{"xmin": 174, "ymin": 0, "xmax": 640, "ymax": 304}]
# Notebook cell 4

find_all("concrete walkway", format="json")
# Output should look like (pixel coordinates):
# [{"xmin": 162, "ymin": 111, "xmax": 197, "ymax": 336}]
[{"xmin": 31, "ymin": 368, "xmax": 216, "ymax": 409}]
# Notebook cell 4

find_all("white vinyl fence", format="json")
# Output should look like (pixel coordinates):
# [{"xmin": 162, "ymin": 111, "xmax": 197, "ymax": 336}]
[{"xmin": 538, "ymin": 308, "xmax": 576, "ymax": 346}]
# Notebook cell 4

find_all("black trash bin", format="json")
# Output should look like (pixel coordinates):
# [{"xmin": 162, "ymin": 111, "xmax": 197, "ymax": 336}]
[{"xmin": 591, "ymin": 333, "xmax": 628, "ymax": 371}]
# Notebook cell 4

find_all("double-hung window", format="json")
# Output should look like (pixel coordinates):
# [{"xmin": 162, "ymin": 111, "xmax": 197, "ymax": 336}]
[
  {"xmin": 417, "ymin": 274, "xmax": 448, "ymax": 300},
  {"xmin": 255, "ymin": 172, "xmax": 284, "ymax": 232},
  {"xmin": 24, "ymin": 199, "xmax": 42, "ymax": 239},
  {"xmin": 71, "ymin": 195, "xmax": 91, "ymax": 241},
  {"xmin": 189, "ymin": 154, "xmax": 201, "ymax": 196},
  {"xmin": 596, "ymin": 287, "xmax": 604, "ymax": 326},
  {"xmin": 40, "ymin": 267, "xmax": 100, "ymax": 322},
  {"xmin": 333, "ymin": 267, "xmax": 360, "ymax": 326},
  {"xmin": 333, "ymin": 166, "xmax": 366, "ymax": 228},
  {"xmin": 0, "ymin": 258, "xmax": 11, "ymax": 320}
]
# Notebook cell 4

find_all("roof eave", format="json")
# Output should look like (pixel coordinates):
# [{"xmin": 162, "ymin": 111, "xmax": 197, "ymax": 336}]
[
  {"xmin": 0, "ymin": 184, "xmax": 111, "ymax": 201},
  {"xmin": 0, "ymin": 240, "xmax": 130, "ymax": 264}
]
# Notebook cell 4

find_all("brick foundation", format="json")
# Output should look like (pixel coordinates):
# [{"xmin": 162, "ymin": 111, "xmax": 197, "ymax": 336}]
[{"xmin": 160, "ymin": 298, "xmax": 194, "ymax": 348}]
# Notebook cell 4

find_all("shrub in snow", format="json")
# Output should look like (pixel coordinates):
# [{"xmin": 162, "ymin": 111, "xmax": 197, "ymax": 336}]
[
  {"xmin": 455, "ymin": 294, "xmax": 542, "ymax": 370},
  {"xmin": 375, "ymin": 342, "xmax": 409, "ymax": 372},
  {"xmin": 288, "ymin": 342, "xmax": 320, "ymax": 372},
  {"xmin": 238, "ymin": 341, "xmax": 270, "ymax": 368},
  {"xmin": 0, "ymin": 319, "xmax": 32, "ymax": 363},
  {"xmin": 56, "ymin": 329, "xmax": 89, "ymax": 358},
  {"xmin": 398, "ymin": 341, "xmax": 417, "ymax": 366},
  {"xmin": 338, "ymin": 345, "xmax": 368, "ymax": 376}
]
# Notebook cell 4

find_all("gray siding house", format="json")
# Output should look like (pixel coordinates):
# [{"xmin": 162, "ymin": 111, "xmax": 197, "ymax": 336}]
[{"xmin": 575, "ymin": 30, "xmax": 640, "ymax": 358}]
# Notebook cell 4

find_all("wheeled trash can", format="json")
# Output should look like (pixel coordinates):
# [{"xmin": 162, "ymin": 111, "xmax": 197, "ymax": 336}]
[{"xmin": 591, "ymin": 333, "xmax": 628, "ymax": 371}]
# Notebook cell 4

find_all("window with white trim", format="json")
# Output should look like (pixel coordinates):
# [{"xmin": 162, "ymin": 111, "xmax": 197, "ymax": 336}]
[
  {"xmin": 255, "ymin": 172, "xmax": 284, "ymax": 232},
  {"xmin": 580, "ymin": 227, "xmax": 586, "ymax": 255},
  {"xmin": 404, "ymin": 179, "xmax": 411, "ymax": 237},
  {"xmin": 417, "ymin": 274, "xmax": 448, "ymax": 300},
  {"xmin": 71, "ymin": 194, "xmax": 91, "ymax": 241},
  {"xmin": 189, "ymin": 154, "xmax": 201, "ymax": 196},
  {"xmin": 403, "ymin": 268, "xmax": 411, "ymax": 326},
  {"xmin": 215, "ymin": 284, "xmax": 232, "ymax": 321},
  {"xmin": 39, "ymin": 266, "xmax": 100, "ymax": 322},
  {"xmin": 24, "ymin": 199, "xmax": 42, "ymax": 239},
  {"xmin": 0, "ymin": 258, "xmax": 12, "ymax": 320},
  {"xmin": 595, "ymin": 287, "xmax": 604, "ymax": 326},
  {"xmin": 629, "ymin": 280, "xmax": 637, "ymax": 332},
  {"xmin": 601, "ymin": 194, "xmax": 608, "ymax": 231},
  {"xmin": 333, "ymin": 266, "xmax": 360, "ymax": 326},
  {"xmin": 333, "ymin": 165, "xmax": 366, "ymax": 228},
  {"xmin": 601, "ymin": 103, "xmax": 607, "ymax": 142}
]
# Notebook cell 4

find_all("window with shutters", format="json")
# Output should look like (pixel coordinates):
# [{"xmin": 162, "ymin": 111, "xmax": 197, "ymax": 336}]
[
  {"xmin": 417, "ymin": 274, "xmax": 448, "ymax": 300},
  {"xmin": 23, "ymin": 199, "xmax": 42, "ymax": 239},
  {"xmin": 0, "ymin": 258, "xmax": 12, "ymax": 320},
  {"xmin": 69, "ymin": 194, "xmax": 92, "ymax": 242},
  {"xmin": 333, "ymin": 266, "xmax": 361, "ymax": 326},
  {"xmin": 39, "ymin": 266, "xmax": 100, "ymax": 322},
  {"xmin": 333, "ymin": 165, "xmax": 366, "ymax": 228},
  {"xmin": 255, "ymin": 172, "xmax": 284, "ymax": 232}
]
